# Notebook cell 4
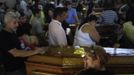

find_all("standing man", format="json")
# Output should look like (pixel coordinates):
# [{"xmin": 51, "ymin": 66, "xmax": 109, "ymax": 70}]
[
  {"xmin": 63, "ymin": 1, "xmax": 79, "ymax": 46},
  {"xmin": 64, "ymin": 1, "xmax": 79, "ymax": 26},
  {"xmin": 0, "ymin": 11, "xmax": 44, "ymax": 75},
  {"xmin": 48, "ymin": 7, "xmax": 68, "ymax": 47}
]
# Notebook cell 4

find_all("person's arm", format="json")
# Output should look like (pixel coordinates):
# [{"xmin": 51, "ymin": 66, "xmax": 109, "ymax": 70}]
[
  {"xmin": 98, "ymin": 14, "xmax": 103, "ymax": 23},
  {"xmin": 82, "ymin": 24, "xmax": 100, "ymax": 43},
  {"xmin": 89, "ymin": 26, "xmax": 100, "ymax": 43},
  {"xmin": 114, "ymin": 12, "xmax": 118, "ymax": 23},
  {"xmin": 74, "ymin": 15, "xmax": 80, "ymax": 27},
  {"xmin": 73, "ymin": 9, "xmax": 79, "ymax": 26},
  {"xmin": 8, "ymin": 47, "xmax": 44, "ymax": 57}
]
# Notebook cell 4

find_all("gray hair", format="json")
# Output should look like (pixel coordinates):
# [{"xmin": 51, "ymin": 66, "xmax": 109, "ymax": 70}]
[{"xmin": 4, "ymin": 11, "xmax": 18, "ymax": 25}]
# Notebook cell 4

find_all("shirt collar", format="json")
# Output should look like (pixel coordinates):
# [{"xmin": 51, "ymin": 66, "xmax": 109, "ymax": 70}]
[{"xmin": 52, "ymin": 19, "xmax": 62, "ymax": 26}]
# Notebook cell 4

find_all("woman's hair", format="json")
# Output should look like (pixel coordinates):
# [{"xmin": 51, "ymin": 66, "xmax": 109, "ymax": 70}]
[
  {"xmin": 78, "ymin": 15, "xmax": 97, "ymax": 29},
  {"xmin": 84, "ymin": 45, "xmax": 109, "ymax": 67},
  {"xmin": 126, "ymin": 2, "xmax": 134, "ymax": 25},
  {"xmin": 4, "ymin": 11, "xmax": 18, "ymax": 25}
]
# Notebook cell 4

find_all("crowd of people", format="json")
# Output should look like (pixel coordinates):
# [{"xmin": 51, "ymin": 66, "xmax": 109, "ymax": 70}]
[{"xmin": 0, "ymin": 0, "xmax": 134, "ymax": 75}]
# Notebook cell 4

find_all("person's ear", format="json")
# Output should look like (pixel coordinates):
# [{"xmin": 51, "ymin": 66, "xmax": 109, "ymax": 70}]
[{"xmin": 93, "ymin": 56, "xmax": 100, "ymax": 64}]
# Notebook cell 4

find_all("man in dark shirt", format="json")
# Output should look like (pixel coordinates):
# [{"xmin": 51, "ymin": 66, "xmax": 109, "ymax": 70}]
[{"xmin": 0, "ymin": 11, "xmax": 44, "ymax": 75}]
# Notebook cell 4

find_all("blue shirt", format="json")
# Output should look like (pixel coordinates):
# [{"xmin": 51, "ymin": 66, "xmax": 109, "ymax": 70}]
[
  {"xmin": 99, "ymin": 10, "xmax": 118, "ymax": 25},
  {"xmin": 66, "ymin": 8, "xmax": 78, "ymax": 24}
]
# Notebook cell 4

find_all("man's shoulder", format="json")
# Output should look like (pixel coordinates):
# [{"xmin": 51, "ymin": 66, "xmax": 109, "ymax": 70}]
[
  {"xmin": 0, "ymin": 30, "xmax": 7, "ymax": 41},
  {"xmin": 0, "ymin": 30, "xmax": 6, "ymax": 35},
  {"xmin": 123, "ymin": 21, "xmax": 134, "ymax": 30},
  {"xmin": 49, "ymin": 20, "xmax": 61, "ymax": 26}
]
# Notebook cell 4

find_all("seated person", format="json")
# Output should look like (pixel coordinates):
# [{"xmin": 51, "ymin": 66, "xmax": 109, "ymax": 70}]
[
  {"xmin": 99, "ymin": 4, "xmax": 118, "ymax": 25},
  {"xmin": 74, "ymin": 15, "xmax": 100, "ymax": 47},
  {"xmin": 119, "ymin": 1, "xmax": 134, "ymax": 48},
  {"xmin": 123, "ymin": 21, "xmax": 134, "ymax": 43},
  {"xmin": 75, "ymin": 45, "xmax": 114, "ymax": 75},
  {"xmin": 123, "ymin": 2, "xmax": 134, "ymax": 45}
]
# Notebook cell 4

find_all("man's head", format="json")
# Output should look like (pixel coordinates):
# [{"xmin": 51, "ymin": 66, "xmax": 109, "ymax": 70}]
[
  {"xmin": 64, "ymin": 1, "xmax": 72, "ymax": 9},
  {"xmin": 33, "ymin": 8, "xmax": 41, "ymax": 18},
  {"xmin": 4, "ymin": 11, "xmax": 19, "ymax": 32},
  {"xmin": 53, "ymin": 7, "xmax": 68, "ymax": 22}
]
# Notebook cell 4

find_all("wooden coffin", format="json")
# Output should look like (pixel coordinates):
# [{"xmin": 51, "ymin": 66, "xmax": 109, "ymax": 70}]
[
  {"xmin": 26, "ymin": 47, "xmax": 134, "ymax": 75},
  {"xmin": 26, "ymin": 47, "xmax": 83, "ymax": 75}
]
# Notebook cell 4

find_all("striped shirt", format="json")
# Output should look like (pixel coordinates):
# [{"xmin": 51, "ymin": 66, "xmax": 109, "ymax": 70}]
[{"xmin": 99, "ymin": 10, "xmax": 118, "ymax": 25}]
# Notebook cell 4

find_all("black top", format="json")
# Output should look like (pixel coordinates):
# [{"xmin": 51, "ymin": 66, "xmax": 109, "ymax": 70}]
[
  {"xmin": 0, "ymin": 30, "xmax": 26, "ymax": 72},
  {"xmin": 76, "ymin": 68, "xmax": 114, "ymax": 75}
]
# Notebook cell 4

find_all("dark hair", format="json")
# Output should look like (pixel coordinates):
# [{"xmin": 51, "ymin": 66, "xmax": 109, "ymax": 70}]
[
  {"xmin": 64, "ymin": 1, "xmax": 72, "ymax": 6},
  {"xmin": 126, "ymin": 2, "xmax": 134, "ymax": 25},
  {"xmin": 17, "ymin": 24, "xmax": 32, "ymax": 36},
  {"xmin": 78, "ymin": 15, "xmax": 97, "ymax": 29},
  {"xmin": 102, "ymin": 0, "xmax": 114, "ymax": 10},
  {"xmin": 19, "ymin": 12, "xmax": 25, "ymax": 17},
  {"xmin": 84, "ymin": 45, "xmax": 109, "ymax": 67},
  {"xmin": 32, "ymin": 7, "xmax": 41, "ymax": 16},
  {"xmin": 53, "ymin": 7, "xmax": 68, "ymax": 19},
  {"xmin": 0, "ymin": 2, "xmax": 3, "ymax": 6}
]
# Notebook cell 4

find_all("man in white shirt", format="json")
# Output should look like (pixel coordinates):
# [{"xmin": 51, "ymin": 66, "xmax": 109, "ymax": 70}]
[{"xmin": 49, "ymin": 7, "xmax": 68, "ymax": 47}]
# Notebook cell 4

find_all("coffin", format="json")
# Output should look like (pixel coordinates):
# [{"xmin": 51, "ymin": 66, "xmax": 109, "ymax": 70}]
[
  {"xmin": 26, "ymin": 47, "xmax": 134, "ymax": 75},
  {"xmin": 26, "ymin": 47, "xmax": 83, "ymax": 75}
]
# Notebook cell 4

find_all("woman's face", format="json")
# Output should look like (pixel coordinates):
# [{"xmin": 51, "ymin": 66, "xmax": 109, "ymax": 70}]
[
  {"xmin": 83, "ymin": 53, "xmax": 100, "ymax": 69},
  {"xmin": 83, "ymin": 53, "xmax": 95, "ymax": 69}
]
